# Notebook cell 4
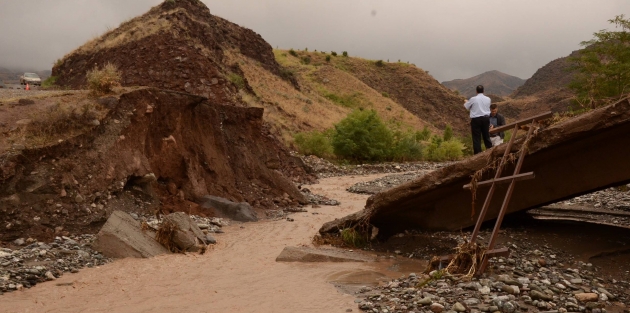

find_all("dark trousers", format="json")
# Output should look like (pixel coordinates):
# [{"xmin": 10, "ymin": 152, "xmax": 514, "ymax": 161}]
[{"xmin": 471, "ymin": 116, "xmax": 492, "ymax": 154}]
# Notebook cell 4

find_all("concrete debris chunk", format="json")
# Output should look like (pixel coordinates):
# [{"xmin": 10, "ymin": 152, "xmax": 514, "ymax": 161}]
[{"xmin": 92, "ymin": 210, "xmax": 170, "ymax": 258}]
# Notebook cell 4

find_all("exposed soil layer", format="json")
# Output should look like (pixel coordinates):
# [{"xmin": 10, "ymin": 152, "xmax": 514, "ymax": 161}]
[
  {"xmin": 0, "ymin": 88, "xmax": 313, "ymax": 242},
  {"xmin": 53, "ymin": 0, "xmax": 293, "ymax": 96},
  {"xmin": 320, "ymin": 97, "xmax": 630, "ymax": 238}
]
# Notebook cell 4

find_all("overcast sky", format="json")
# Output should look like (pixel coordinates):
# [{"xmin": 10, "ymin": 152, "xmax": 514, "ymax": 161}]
[{"xmin": 1, "ymin": 0, "xmax": 628, "ymax": 82}]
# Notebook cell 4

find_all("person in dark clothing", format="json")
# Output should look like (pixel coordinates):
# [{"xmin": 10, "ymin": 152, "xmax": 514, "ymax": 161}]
[
  {"xmin": 489, "ymin": 103, "xmax": 506, "ymax": 146},
  {"xmin": 464, "ymin": 85, "xmax": 492, "ymax": 154}
]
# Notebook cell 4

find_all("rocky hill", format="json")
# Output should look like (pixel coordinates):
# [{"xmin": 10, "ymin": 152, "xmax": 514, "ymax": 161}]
[
  {"xmin": 52, "ymin": 0, "xmax": 288, "ymax": 102},
  {"xmin": 233, "ymin": 50, "xmax": 470, "ymax": 139},
  {"xmin": 442, "ymin": 70, "xmax": 526, "ymax": 98},
  {"xmin": 498, "ymin": 51, "xmax": 580, "ymax": 120}
]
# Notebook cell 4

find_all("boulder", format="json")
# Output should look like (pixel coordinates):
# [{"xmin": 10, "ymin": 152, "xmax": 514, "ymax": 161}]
[
  {"xmin": 92, "ymin": 211, "xmax": 169, "ymax": 258},
  {"xmin": 160, "ymin": 212, "xmax": 206, "ymax": 252},
  {"xmin": 199, "ymin": 195, "xmax": 258, "ymax": 222}
]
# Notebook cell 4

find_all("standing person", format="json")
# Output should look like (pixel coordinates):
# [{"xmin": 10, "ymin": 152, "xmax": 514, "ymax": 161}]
[
  {"xmin": 489, "ymin": 103, "xmax": 506, "ymax": 146},
  {"xmin": 464, "ymin": 85, "xmax": 492, "ymax": 154}
]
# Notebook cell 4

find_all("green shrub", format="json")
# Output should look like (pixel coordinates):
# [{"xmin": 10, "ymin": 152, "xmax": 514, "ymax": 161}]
[
  {"xmin": 301, "ymin": 56, "xmax": 311, "ymax": 65},
  {"xmin": 415, "ymin": 126, "xmax": 431, "ymax": 141},
  {"xmin": 331, "ymin": 51, "xmax": 338, "ymax": 56},
  {"xmin": 42, "ymin": 76, "xmax": 58, "ymax": 88},
  {"xmin": 332, "ymin": 109, "xmax": 393, "ymax": 162},
  {"xmin": 341, "ymin": 228, "xmax": 367, "ymax": 247},
  {"xmin": 443, "ymin": 125, "xmax": 453, "ymax": 142},
  {"xmin": 325, "ymin": 55, "xmax": 331, "ymax": 62},
  {"xmin": 375, "ymin": 60, "xmax": 384, "ymax": 67},
  {"xmin": 342, "ymin": 51, "xmax": 348, "ymax": 57},
  {"xmin": 227, "ymin": 73, "xmax": 245, "ymax": 89},
  {"xmin": 86, "ymin": 62, "xmax": 121, "ymax": 95},
  {"xmin": 382, "ymin": 92, "xmax": 389, "ymax": 98},
  {"xmin": 425, "ymin": 135, "xmax": 464, "ymax": 161},
  {"xmin": 390, "ymin": 131, "xmax": 423, "ymax": 161},
  {"xmin": 294, "ymin": 130, "xmax": 333, "ymax": 158},
  {"xmin": 289, "ymin": 48, "xmax": 298, "ymax": 57}
]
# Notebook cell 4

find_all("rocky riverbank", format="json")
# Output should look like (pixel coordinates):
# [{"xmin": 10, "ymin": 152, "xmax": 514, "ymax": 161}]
[{"xmin": 357, "ymin": 228, "xmax": 630, "ymax": 313}]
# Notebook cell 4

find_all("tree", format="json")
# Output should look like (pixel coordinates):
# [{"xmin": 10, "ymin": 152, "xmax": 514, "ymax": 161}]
[
  {"xmin": 569, "ymin": 15, "xmax": 630, "ymax": 108},
  {"xmin": 331, "ymin": 109, "xmax": 393, "ymax": 162}
]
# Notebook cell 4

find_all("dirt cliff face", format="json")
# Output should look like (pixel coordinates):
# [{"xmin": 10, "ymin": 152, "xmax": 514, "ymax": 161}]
[
  {"xmin": 52, "ymin": 0, "xmax": 284, "ymax": 98},
  {"xmin": 0, "ymin": 88, "xmax": 312, "ymax": 241}
]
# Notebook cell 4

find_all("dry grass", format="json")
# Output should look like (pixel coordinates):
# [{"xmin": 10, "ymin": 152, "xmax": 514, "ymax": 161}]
[
  {"xmin": 155, "ymin": 220, "xmax": 181, "ymax": 253},
  {"xmin": 426, "ymin": 242, "xmax": 485, "ymax": 278},
  {"xmin": 86, "ymin": 63, "xmax": 122, "ymax": 96},
  {"xmin": 67, "ymin": 15, "xmax": 172, "ymax": 58},
  {"xmin": 226, "ymin": 49, "xmax": 435, "ymax": 147}
]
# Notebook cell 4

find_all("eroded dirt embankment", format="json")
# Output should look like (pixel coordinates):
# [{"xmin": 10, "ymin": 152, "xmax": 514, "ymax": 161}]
[{"xmin": 0, "ymin": 88, "xmax": 312, "ymax": 242}]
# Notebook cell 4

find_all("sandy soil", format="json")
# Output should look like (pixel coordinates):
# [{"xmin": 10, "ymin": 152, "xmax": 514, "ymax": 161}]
[{"xmin": 2, "ymin": 173, "xmax": 419, "ymax": 313}]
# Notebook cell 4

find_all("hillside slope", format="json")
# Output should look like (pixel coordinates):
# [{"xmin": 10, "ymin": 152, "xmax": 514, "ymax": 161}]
[
  {"xmin": 52, "ymin": 0, "xmax": 288, "ymax": 103},
  {"xmin": 249, "ymin": 51, "xmax": 469, "ymax": 137},
  {"xmin": 442, "ymin": 70, "xmax": 526, "ymax": 98},
  {"xmin": 499, "ymin": 51, "xmax": 580, "ymax": 120}
]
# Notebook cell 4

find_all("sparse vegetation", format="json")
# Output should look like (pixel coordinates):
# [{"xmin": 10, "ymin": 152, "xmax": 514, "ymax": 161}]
[
  {"xmin": 86, "ymin": 62, "xmax": 121, "ymax": 95},
  {"xmin": 323, "ymin": 92, "xmax": 365, "ymax": 108},
  {"xmin": 340, "ymin": 228, "xmax": 367, "ymax": 248},
  {"xmin": 26, "ymin": 102, "xmax": 101, "ymax": 143},
  {"xmin": 375, "ymin": 60, "xmax": 384, "ymax": 67},
  {"xmin": 381, "ymin": 92, "xmax": 389, "ymax": 98},
  {"xmin": 228, "ymin": 73, "xmax": 245, "ymax": 89},
  {"xmin": 331, "ymin": 51, "xmax": 338, "ymax": 56},
  {"xmin": 443, "ymin": 125, "xmax": 454, "ymax": 142},
  {"xmin": 42, "ymin": 76, "xmax": 58, "ymax": 88},
  {"xmin": 300, "ymin": 56, "xmax": 311, "ymax": 65},
  {"xmin": 289, "ymin": 48, "xmax": 298, "ymax": 57},
  {"xmin": 569, "ymin": 15, "xmax": 630, "ymax": 109},
  {"xmin": 342, "ymin": 51, "xmax": 348, "ymax": 57},
  {"xmin": 325, "ymin": 55, "xmax": 331, "ymax": 62}
]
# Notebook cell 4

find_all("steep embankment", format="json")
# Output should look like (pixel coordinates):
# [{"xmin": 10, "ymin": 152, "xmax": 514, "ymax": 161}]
[
  {"xmin": 442, "ymin": 70, "xmax": 526, "ymax": 98},
  {"xmin": 0, "ymin": 88, "xmax": 311, "ymax": 241}
]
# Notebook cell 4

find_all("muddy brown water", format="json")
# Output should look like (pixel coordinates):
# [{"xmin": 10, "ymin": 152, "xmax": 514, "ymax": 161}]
[
  {"xmin": 1, "ymin": 173, "xmax": 426, "ymax": 313},
  {"xmin": 3, "ymin": 173, "xmax": 630, "ymax": 312}
]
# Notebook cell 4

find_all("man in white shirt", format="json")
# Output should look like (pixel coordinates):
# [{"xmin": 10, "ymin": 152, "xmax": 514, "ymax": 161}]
[{"xmin": 463, "ymin": 85, "xmax": 492, "ymax": 154}]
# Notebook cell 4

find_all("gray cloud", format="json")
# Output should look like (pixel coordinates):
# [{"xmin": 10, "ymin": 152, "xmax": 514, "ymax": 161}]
[{"xmin": 1, "ymin": 0, "xmax": 628, "ymax": 81}]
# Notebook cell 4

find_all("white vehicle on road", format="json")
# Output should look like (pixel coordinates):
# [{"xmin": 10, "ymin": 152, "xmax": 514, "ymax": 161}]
[{"xmin": 20, "ymin": 73, "xmax": 41, "ymax": 86}]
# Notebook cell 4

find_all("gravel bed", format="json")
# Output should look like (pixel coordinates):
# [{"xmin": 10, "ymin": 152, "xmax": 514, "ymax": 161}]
[
  {"xmin": 298, "ymin": 154, "xmax": 452, "ymax": 178},
  {"xmin": 356, "ymin": 230, "xmax": 630, "ymax": 313},
  {"xmin": 0, "ymin": 213, "xmax": 230, "ymax": 295},
  {"xmin": 559, "ymin": 186, "xmax": 630, "ymax": 212},
  {"xmin": 348, "ymin": 171, "xmax": 431, "ymax": 195},
  {"xmin": 0, "ymin": 235, "xmax": 111, "ymax": 294}
]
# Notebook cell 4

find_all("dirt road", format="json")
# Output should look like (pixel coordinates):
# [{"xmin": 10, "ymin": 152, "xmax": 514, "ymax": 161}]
[{"xmin": 2, "ymin": 174, "xmax": 420, "ymax": 313}]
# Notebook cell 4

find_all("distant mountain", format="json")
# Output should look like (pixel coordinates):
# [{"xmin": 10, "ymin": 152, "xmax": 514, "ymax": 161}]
[{"xmin": 442, "ymin": 70, "xmax": 526, "ymax": 98}]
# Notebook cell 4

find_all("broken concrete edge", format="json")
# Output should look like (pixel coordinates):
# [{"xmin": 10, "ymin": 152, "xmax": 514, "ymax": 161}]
[
  {"xmin": 275, "ymin": 246, "xmax": 375, "ymax": 263},
  {"xmin": 92, "ymin": 210, "xmax": 170, "ymax": 258},
  {"xmin": 318, "ymin": 96, "xmax": 630, "ymax": 236}
]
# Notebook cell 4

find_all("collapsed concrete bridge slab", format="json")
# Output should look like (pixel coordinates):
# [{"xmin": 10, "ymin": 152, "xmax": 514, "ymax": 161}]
[{"xmin": 320, "ymin": 97, "xmax": 630, "ymax": 238}]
